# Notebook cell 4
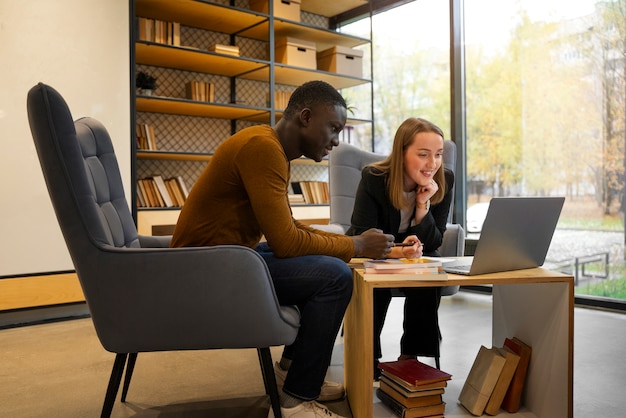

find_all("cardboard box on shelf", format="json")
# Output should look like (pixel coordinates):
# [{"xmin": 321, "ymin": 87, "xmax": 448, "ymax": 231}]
[
  {"xmin": 250, "ymin": 0, "xmax": 301, "ymax": 22},
  {"xmin": 275, "ymin": 37, "xmax": 316, "ymax": 69},
  {"xmin": 317, "ymin": 45, "xmax": 364, "ymax": 78}
]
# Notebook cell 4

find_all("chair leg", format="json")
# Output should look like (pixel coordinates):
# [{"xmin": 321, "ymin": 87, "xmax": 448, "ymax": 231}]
[
  {"xmin": 121, "ymin": 353, "xmax": 138, "ymax": 402},
  {"xmin": 101, "ymin": 353, "xmax": 127, "ymax": 418},
  {"xmin": 435, "ymin": 356, "xmax": 440, "ymax": 370},
  {"xmin": 257, "ymin": 347, "xmax": 282, "ymax": 418}
]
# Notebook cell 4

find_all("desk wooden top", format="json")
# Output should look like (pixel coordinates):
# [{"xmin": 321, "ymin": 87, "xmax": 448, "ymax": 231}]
[{"xmin": 349, "ymin": 258, "xmax": 574, "ymax": 288}]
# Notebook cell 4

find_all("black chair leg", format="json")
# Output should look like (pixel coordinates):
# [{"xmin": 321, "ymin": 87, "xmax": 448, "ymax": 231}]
[
  {"xmin": 257, "ymin": 347, "xmax": 282, "ymax": 418},
  {"xmin": 121, "ymin": 353, "xmax": 138, "ymax": 402},
  {"xmin": 101, "ymin": 353, "xmax": 127, "ymax": 418},
  {"xmin": 435, "ymin": 356, "xmax": 440, "ymax": 370}
]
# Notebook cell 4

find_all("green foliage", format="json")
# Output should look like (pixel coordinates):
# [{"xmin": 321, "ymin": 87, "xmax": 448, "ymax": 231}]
[{"xmin": 576, "ymin": 276, "xmax": 626, "ymax": 299}]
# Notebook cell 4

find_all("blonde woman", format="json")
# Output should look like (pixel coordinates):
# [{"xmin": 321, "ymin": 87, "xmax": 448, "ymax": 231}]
[{"xmin": 347, "ymin": 117, "xmax": 454, "ymax": 378}]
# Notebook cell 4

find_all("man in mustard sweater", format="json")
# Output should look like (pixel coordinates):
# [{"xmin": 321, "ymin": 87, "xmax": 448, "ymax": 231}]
[{"xmin": 171, "ymin": 80, "xmax": 393, "ymax": 417}]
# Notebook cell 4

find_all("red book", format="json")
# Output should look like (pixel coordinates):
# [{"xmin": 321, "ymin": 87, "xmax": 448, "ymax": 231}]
[
  {"xmin": 501, "ymin": 337, "xmax": 532, "ymax": 413},
  {"xmin": 377, "ymin": 359, "xmax": 452, "ymax": 387}
]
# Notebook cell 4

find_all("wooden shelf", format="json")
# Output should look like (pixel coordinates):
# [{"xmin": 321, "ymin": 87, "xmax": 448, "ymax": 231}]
[
  {"xmin": 137, "ymin": 151, "xmax": 212, "ymax": 162},
  {"xmin": 133, "ymin": 0, "xmax": 373, "ymax": 217},
  {"xmin": 136, "ymin": 42, "xmax": 369, "ymax": 90},
  {"xmin": 301, "ymin": 0, "xmax": 369, "ymax": 18},
  {"xmin": 136, "ymin": 0, "xmax": 266, "ymax": 34},
  {"xmin": 136, "ymin": 0, "xmax": 370, "ymax": 51},
  {"xmin": 239, "ymin": 19, "xmax": 370, "ymax": 51},
  {"xmin": 136, "ymin": 96, "xmax": 269, "ymax": 120},
  {"xmin": 136, "ymin": 42, "xmax": 268, "ymax": 77},
  {"xmin": 137, "ymin": 96, "xmax": 368, "ymax": 124},
  {"xmin": 137, "ymin": 150, "xmax": 328, "ymax": 166},
  {"xmin": 244, "ymin": 64, "xmax": 369, "ymax": 89}
]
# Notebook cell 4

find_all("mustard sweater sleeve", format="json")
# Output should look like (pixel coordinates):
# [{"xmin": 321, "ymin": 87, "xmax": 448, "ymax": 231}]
[{"xmin": 239, "ymin": 136, "xmax": 354, "ymax": 262}]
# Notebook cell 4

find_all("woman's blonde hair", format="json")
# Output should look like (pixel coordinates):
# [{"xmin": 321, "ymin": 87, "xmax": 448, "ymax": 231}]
[{"xmin": 370, "ymin": 117, "xmax": 447, "ymax": 211}]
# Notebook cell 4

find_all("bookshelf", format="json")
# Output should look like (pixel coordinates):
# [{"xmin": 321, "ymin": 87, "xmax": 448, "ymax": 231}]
[{"xmin": 132, "ymin": 0, "xmax": 372, "ymax": 231}]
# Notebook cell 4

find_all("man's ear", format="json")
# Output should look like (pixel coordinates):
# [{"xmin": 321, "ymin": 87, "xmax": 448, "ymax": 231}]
[{"xmin": 298, "ymin": 107, "xmax": 312, "ymax": 126}]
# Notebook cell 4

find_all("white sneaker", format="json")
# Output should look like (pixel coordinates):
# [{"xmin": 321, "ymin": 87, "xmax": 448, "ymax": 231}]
[
  {"xmin": 281, "ymin": 401, "xmax": 346, "ymax": 418},
  {"xmin": 274, "ymin": 362, "xmax": 345, "ymax": 402}
]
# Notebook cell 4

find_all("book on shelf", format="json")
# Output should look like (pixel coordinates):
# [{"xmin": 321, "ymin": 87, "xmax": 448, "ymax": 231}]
[
  {"xmin": 291, "ymin": 181, "xmax": 302, "ymax": 194},
  {"xmin": 164, "ymin": 178, "xmax": 181, "ymax": 207},
  {"xmin": 136, "ymin": 188, "xmax": 146, "ymax": 208},
  {"xmin": 175, "ymin": 176, "xmax": 190, "ymax": 199},
  {"xmin": 136, "ymin": 123, "xmax": 157, "ymax": 150},
  {"xmin": 500, "ymin": 337, "xmax": 532, "ymax": 413},
  {"xmin": 136, "ymin": 179, "xmax": 150, "ymax": 207},
  {"xmin": 379, "ymin": 379, "xmax": 443, "ymax": 408},
  {"xmin": 266, "ymin": 90, "xmax": 292, "ymax": 110},
  {"xmin": 137, "ymin": 176, "xmax": 189, "ymax": 208},
  {"xmin": 140, "ymin": 178, "xmax": 162, "ymax": 207},
  {"xmin": 379, "ymin": 374, "xmax": 446, "ymax": 396},
  {"xmin": 165, "ymin": 178, "xmax": 185, "ymax": 207},
  {"xmin": 208, "ymin": 43, "xmax": 240, "ymax": 56},
  {"xmin": 376, "ymin": 388, "xmax": 446, "ymax": 418},
  {"xmin": 288, "ymin": 194, "xmax": 306, "ymax": 204},
  {"xmin": 378, "ymin": 359, "xmax": 452, "ymax": 388},
  {"xmin": 484, "ymin": 346, "xmax": 521, "ymax": 415},
  {"xmin": 150, "ymin": 178, "xmax": 165, "ymax": 207},
  {"xmin": 185, "ymin": 81, "xmax": 214, "ymax": 102},
  {"xmin": 151, "ymin": 175, "xmax": 175, "ymax": 207},
  {"xmin": 292, "ymin": 181, "xmax": 329, "ymax": 204},
  {"xmin": 138, "ymin": 17, "xmax": 180, "ymax": 46},
  {"xmin": 458, "ymin": 345, "xmax": 507, "ymax": 416}
]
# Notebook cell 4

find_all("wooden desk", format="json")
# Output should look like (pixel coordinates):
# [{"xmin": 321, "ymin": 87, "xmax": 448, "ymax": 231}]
[{"xmin": 343, "ymin": 267, "xmax": 574, "ymax": 418}]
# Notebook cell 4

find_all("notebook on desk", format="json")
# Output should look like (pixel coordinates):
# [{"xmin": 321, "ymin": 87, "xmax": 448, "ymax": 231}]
[{"xmin": 443, "ymin": 197, "xmax": 564, "ymax": 276}]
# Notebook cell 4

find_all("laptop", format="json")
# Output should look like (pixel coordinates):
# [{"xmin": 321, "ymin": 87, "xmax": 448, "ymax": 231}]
[{"xmin": 443, "ymin": 197, "xmax": 564, "ymax": 275}]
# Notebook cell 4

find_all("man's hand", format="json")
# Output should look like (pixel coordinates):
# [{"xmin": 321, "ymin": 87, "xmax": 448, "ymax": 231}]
[{"xmin": 351, "ymin": 228, "xmax": 394, "ymax": 259}]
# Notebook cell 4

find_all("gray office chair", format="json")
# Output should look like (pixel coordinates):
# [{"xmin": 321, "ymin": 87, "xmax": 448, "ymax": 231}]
[
  {"xmin": 26, "ymin": 83, "xmax": 299, "ymax": 418},
  {"xmin": 312, "ymin": 141, "xmax": 465, "ymax": 368}
]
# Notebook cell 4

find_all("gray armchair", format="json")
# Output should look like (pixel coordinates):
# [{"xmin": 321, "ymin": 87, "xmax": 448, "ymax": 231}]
[{"xmin": 26, "ymin": 83, "xmax": 299, "ymax": 418}]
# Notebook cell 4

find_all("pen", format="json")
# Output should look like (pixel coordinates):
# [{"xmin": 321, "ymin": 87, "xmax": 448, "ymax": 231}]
[{"xmin": 393, "ymin": 242, "xmax": 417, "ymax": 247}]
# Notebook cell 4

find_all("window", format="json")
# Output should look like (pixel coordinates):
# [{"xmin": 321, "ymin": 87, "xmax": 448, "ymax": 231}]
[
  {"xmin": 342, "ymin": 0, "xmax": 450, "ymax": 153},
  {"xmin": 344, "ymin": 0, "xmax": 626, "ymax": 306},
  {"xmin": 465, "ymin": 0, "xmax": 626, "ymax": 304}
]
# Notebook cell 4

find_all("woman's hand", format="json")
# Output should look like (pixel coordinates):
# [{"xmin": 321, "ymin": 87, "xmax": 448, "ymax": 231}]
[
  {"xmin": 416, "ymin": 179, "xmax": 439, "ymax": 208},
  {"xmin": 389, "ymin": 235, "xmax": 423, "ymax": 258}
]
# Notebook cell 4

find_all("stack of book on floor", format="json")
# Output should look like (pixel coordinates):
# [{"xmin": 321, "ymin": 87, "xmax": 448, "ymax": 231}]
[
  {"xmin": 458, "ymin": 337, "xmax": 532, "ymax": 416},
  {"xmin": 377, "ymin": 359, "xmax": 452, "ymax": 417},
  {"xmin": 364, "ymin": 257, "xmax": 446, "ymax": 280}
]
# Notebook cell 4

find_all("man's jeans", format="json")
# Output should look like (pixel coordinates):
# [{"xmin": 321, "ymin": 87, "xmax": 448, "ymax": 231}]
[{"xmin": 256, "ymin": 242, "xmax": 353, "ymax": 400}]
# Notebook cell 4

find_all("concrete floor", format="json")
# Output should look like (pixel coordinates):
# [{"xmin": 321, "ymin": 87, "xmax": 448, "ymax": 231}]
[{"xmin": 1, "ymin": 291, "xmax": 624, "ymax": 418}]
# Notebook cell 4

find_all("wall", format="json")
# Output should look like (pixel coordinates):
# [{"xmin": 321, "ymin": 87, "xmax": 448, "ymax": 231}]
[{"xmin": 0, "ymin": 0, "xmax": 130, "ymax": 276}]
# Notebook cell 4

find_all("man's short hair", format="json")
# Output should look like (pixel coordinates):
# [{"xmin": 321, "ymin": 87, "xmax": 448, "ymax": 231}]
[{"xmin": 283, "ymin": 80, "xmax": 347, "ymax": 119}]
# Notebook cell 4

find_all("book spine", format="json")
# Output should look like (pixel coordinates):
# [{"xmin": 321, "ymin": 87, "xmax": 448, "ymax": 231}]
[{"xmin": 376, "ymin": 388, "xmax": 406, "ymax": 417}]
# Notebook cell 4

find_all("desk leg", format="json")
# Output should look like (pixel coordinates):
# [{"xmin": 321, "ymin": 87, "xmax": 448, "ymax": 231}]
[
  {"xmin": 493, "ymin": 282, "xmax": 574, "ymax": 418},
  {"xmin": 344, "ymin": 270, "xmax": 374, "ymax": 418}
]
